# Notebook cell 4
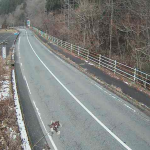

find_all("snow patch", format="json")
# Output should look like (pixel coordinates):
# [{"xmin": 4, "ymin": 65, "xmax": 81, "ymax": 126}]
[
  {"xmin": 0, "ymin": 77, "xmax": 10, "ymax": 101},
  {"xmin": 124, "ymin": 81, "xmax": 129, "ymax": 85},
  {"xmin": 12, "ymin": 70, "xmax": 31, "ymax": 150},
  {"xmin": 88, "ymin": 62, "xmax": 94, "ymax": 66}
]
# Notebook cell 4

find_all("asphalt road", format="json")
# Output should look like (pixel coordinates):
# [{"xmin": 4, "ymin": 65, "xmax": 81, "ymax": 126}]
[
  {"xmin": 36, "ymin": 33, "xmax": 150, "ymax": 108},
  {"xmin": 15, "ymin": 28, "xmax": 150, "ymax": 150},
  {"xmin": 0, "ymin": 31, "xmax": 17, "ymax": 56}
]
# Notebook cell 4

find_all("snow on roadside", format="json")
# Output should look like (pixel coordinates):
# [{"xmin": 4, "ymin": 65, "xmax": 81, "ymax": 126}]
[
  {"xmin": 12, "ymin": 69, "xmax": 31, "ymax": 150},
  {"xmin": 0, "ymin": 77, "xmax": 10, "ymax": 101}
]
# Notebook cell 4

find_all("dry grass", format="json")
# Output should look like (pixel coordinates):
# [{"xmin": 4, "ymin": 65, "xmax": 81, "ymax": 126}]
[
  {"xmin": 0, "ymin": 57, "xmax": 5, "ymax": 88},
  {"xmin": 0, "ymin": 99, "xmax": 22, "ymax": 150},
  {"xmin": 0, "ymin": 55, "xmax": 22, "ymax": 150},
  {"xmin": 0, "ymin": 29, "xmax": 17, "ymax": 34}
]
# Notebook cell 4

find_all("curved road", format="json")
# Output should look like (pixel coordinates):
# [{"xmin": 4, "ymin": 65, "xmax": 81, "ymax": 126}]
[{"xmin": 16, "ymin": 29, "xmax": 150, "ymax": 150}]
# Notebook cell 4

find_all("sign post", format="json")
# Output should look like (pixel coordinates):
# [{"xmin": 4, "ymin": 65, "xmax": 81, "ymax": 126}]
[{"xmin": 2, "ymin": 46, "xmax": 6, "ymax": 59}]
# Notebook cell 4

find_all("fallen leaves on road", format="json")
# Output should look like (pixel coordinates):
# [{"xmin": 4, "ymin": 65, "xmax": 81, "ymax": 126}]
[{"xmin": 49, "ymin": 121, "xmax": 62, "ymax": 135}]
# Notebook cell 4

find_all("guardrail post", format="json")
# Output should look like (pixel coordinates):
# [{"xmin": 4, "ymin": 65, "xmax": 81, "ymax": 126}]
[
  {"xmin": 65, "ymin": 42, "xmax": 67, "ymax": 49},
  {"xmin": 99, "ymin": 55, "xmax": 101, "ymax": 67},
  {"xmin": 58, "ymin": 39, "xmax": 59, "ymax": 45},
  {"xmin": 134, "ymin": 68, "xmax": 137, "ymax": 82},
  {"xmin": 144, "ymin": 74, "xmax": 148, "ymax": 88},
  {"xmin": 114, "ymin": 60, "xmax": 117, "ymax": 74},
  {"xmin": 78, "ymin": 46, "xmax": 80, "ymax": 56},
  {"xmin": 61, "ymin": 40, "xmax": 63, "ymax": 47},
  {"xmin": 87, "ymin": 50, "xmax": 89, "ymax": 60},
  {"xmin": 71, "ymin": 44, "xmax": 73, "ymax": 52}
]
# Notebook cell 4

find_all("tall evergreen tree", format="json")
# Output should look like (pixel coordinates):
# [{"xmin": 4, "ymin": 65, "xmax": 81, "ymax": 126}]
[
  {"xmin": 0, "ymin": 0, "xmax": 24, "ymax": 15},
  {"xmin": 46, "ymin": 0, "xmax": 63, "ymax": 12}
]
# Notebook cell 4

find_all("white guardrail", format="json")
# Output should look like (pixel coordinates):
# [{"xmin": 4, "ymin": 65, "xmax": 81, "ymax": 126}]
[{"xmin": 32, "ymin": 27, "xmax": 150, "ymax": 90}]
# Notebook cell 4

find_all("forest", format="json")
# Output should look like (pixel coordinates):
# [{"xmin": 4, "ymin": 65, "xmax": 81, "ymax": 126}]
[
  {"xmin": 0, "ymin": 0, "xmax": 24, "ymax": 14},
  {"xmin": 0, "ymin": 0, "xmax": 150, "ymax": 73}
]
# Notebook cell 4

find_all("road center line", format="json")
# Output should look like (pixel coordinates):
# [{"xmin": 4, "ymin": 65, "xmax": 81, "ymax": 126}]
[{"xmin": 26, "ymin": 30, "xmax": 132, "ymax": 150}]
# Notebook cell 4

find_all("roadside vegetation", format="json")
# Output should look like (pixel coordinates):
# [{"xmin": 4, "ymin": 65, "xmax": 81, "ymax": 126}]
[{"xmin": 0, "ymin": 54, "xmax": 22, "ymax": 149}]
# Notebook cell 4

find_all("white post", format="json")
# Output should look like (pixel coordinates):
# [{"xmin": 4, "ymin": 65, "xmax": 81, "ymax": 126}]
[
  {"xmin": 65, "ymin": 42, "xmax": 67, "ymax": 49},
  {"xmin": 114, "ymin": 60, "xmax": 117, "ymax": 74},
  {"xmin": 2, "ymin": 46, "xmax": 6, "ymax": 59},
  {"xmin": 61, "ymin": 40, "xmax": 63, "ymax": 47},
  {"xmin": 134, "ymin": 68, "xmax": 137, "ymax": 82},
  {"xmin": 78, "ymin": 46, "xmax": 80, "ymax": 56},
  {"xmin": 71, "ymin": 44, "xmax": 73, "ymax": 52},
  {"xmin": 58, "ymin": 39, "xmax": 59, "ymax": 45},
  {"xmin": 87, "ymin": 50, "xmax": 89, "ymax": 60},
  {"xmin": 144, "ymin": 74, "xmax": 148, "ymax": 88},
  {"xmin": 99, "ymin": 55, "xmax": 101, "ymax": 67}
]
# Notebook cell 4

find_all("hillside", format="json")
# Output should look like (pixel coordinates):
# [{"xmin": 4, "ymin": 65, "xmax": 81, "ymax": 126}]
[{"xmin": 0, "ymin": 0, "xmax": 24, "ymax": 15}]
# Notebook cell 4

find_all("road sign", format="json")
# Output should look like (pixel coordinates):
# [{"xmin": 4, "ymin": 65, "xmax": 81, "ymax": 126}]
[
  {"xmin": 2, "ymin": 46, "xmax": 6, "ymax": 59},
  {"xmin": 27, "ymin": 20, "xmax": 30, "ymax": 27},
  {"xmin": 14, "ymin": 32, "xmax": 19, "ymax": 35}
]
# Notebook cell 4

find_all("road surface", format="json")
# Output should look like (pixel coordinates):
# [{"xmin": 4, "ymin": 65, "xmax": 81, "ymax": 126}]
[
  {"xmin": 0, "ymin": 31, "xmax": 17, "ymax": 56},
  {"xmin": 15, "ymin": 28, "xmax": 150, "ymax": 150}
]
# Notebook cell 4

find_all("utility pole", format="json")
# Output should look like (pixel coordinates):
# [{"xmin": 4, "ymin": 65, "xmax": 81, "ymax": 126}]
[
  {"xmin": 68, "ymin": 0, "xmax": 70, "ymax": 41},
  {"xmin": 68, "ymin": 0, "xmax": 70, "ymax": 29},
  {"xmin": 109, "ymin": 0, "xmax": 113, "ymax": 58}
]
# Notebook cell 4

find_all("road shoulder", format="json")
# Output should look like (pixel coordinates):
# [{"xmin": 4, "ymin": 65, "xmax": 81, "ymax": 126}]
[{"xmin": 32, "ymin": 29, "xmax": 150, "ymax": 116}]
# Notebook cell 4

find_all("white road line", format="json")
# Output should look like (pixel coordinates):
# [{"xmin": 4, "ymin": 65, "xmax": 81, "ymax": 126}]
[
  {"xmin": 26, "ymin": 32, "xmax": 58, "ymax": 150},
  {"xmin": 18, "ymin": 37, "xmax": 31, "ymax": 95},
  {"xmin": 26, "ymin": 30, "xmax": 132, "ymax": 150},
  {"xmin": 124, "ymin": 104, "xmax": 136, "ymax": 113},
  {"xmin": 94, "ymin": 82, "xmax": 136, "ymax": 113},
  {"xmin": 18, "ymin": 36, "xmax": 20, "ymax": 51},
  {"xmin": 104, "ymin": 90, "xmax": 108, "ymax": 94},
  {"xmin": 94, "ymin": 84, "xmax": 102, "ymax": 90},
  {"xmin": 33, "ymin": 101, "xmax": 58, "ymax": 150},
  {"xmin": 34, "ymin": 36, "xmax": 66, "ymax": 64},
  {"xmin": 112, "ymin": 96, "xmax": 116, "ymax": 99},
  {"xmin": 18, "ymin": 37, "xmax": 21, "ymax": 59},
  {"xmin": 24, "ymin": 76, "xmax": 31, "ymax": 95}
]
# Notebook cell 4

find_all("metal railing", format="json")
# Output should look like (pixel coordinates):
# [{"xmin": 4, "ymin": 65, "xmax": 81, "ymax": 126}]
[{"xmin": 32, "ymin": 27, "xmax": 150, "ymax": 90}]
